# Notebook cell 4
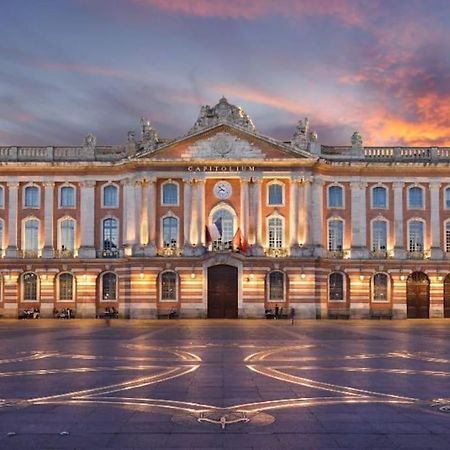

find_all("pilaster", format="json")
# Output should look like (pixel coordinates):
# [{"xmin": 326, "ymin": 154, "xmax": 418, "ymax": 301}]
[
  {"xmin": 393, "ymin": 181, "xmax": 406, "ymax": 259},
  {"xmin": 78, "ymin": 180, "xmax": 96, "ymax": 258},
  {"xmin": 42, "ymin": 181, "xmax": 55, "ymax": 258},
  {"xmin": 6, "ymin": 182, "xmax": 19, "ymax": 258}
]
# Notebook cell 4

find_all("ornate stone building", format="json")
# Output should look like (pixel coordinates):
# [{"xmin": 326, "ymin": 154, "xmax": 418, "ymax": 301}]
[{"xmin": 0, "ymin": 97, "xmax": 449, "ymax": 319}]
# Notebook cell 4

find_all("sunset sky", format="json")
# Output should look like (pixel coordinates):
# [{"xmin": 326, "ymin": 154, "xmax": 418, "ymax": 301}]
[{"xmin": 1, "ymin": 0, "xmax": 450, "ymax": 147}]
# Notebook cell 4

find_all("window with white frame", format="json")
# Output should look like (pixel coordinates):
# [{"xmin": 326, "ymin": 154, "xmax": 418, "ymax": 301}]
[
  {"xmin": 408, "ymin": 220, "xmax": 424, "ymax": 252},
  {"xmin": 162, "ymin": 182, "xmax": 178, "ymax": 205},
  {"xmin": 445, "ymin": 222, "xmax": 450, "ymax": 253},
  {"xmin": 161, "ymin": 271, "xmax": 177, "ymax": 301},
  {"xmin": 328, "ymin": 185, "xmax": 343, "ymax": 208},
  {"xmin": 408, "ymin": 186, "xmax": 424, "ymax": 209},
  {"xmin": 372, "ymin": 186, "xmax": 387, "ymax": 208},
  {"xmin": 268, "ymin": 217, "xmax": 283, "ymax": 248},
  {"xmin": 24, "ymin": 219, "xmax": 39, "ymax": 251},
  {"xmin": 0, "ymin": 185, "xmax": 4, "ymax": 208},
  {"xmin": 268, "ymin": 183, "xmax": 283, "ymax": 205},
  {"xmin": 329, "ymin": 272, "xmax": 344, "ymax": 301},
  {"xmin": 371, "ymin": 220, "xmax": 387, "ymax": 251},
  {"xmin": 269, "ymin": 271, "xmax": 284, "ymax": 301},
  {"xmin": 103, "ymin": 184, "xmax": 118, "ymax": 208},
  {"xmin": 102, "ymin": 218, "xmax": 118, "ymax": 251},
  {"xmin": 328, "ymin": 219, "xmax": 343, "ymax": 251},
  {"xmin": 59, "ymin": 273, "xmax": 74, "ymax": 301},
  {"xmin": 445, "ymin": 188, "xmax": 450, "ymax": 209},
  {"xmin": 373, "ymin": 273, "xmax": 388, "ymax": 301},
  {"xmin": 24, "ymin": 186, "xmax": 39, "ymax": 208},
  {"xmin": 60, "ymin": 186, "xmax": 75, "ymax": 208},
  {"xmin": 102, "ymin": 272, "xmax": 117, "ymax": 300},
  {"xmin": 163, "ymin": 217, "xmax": 178, "ymax": 247},
  {"xmin": 211, "ymin": 208, "xmax": 234, "ymax": 247},
  {"xmin": 23, "ymin": 272, "xmax": 38, "ymax": 301},
  {"xmin": 60, "ymin": 218, "xmax": 75, "ymax": 251}
]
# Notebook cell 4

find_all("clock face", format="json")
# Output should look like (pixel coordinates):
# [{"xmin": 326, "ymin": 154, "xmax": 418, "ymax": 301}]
[{"xmin": 214, "ymin": 181, "xmax": 232, "ymax": 200}]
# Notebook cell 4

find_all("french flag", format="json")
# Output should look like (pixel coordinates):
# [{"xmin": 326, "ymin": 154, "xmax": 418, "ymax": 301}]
[{"xmin": 208, "ymin": 217, "xmax": 222, "ymax": 241}]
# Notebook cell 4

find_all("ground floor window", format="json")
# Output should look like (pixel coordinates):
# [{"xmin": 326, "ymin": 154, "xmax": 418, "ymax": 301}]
[
  {"xmin": 23, "ymin": 272, "xmax": 38, "ymax": 301},
  {"xmin": 329, "ymin": 272, "xmax": 344, "ymax": 301},
  {"xmin": 161, "ymin": 271, "xmax": 177, "ymax": 301},
  {"xmin": 102, "ymin": 272, "xmax": 117, "ymax": 300}
]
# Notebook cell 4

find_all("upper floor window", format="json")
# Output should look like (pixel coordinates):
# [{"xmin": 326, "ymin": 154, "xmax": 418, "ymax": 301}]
[
  {"xmin": 60, "ymin": 218, "xmax": 75, "ymax": 251},
  {"xmin": 0, "ymin": 219, "xmax": 3, "ymax": 250},
  {"xmin": 162, "ymin": 182, "xmax": 178, "ymax": 205},
  {"xmin": 0, "ymin": 185, "xmax": 4, "ymax": 208},
  {"xmin": 328, "ymin": 185, "xmax": 343, "ymax": 208},
  {"xmin": 103, "ymin": 184, "xmax": 118, "ymax": 208},
  {"xmin": 373, "ymin": 273, "xmax": 388, "ymax": 302},
  {"xmin": 162, "ymin": 216, "xmax": 178, "ymax": 248},
  {"xmin": 211, "ymin": 208, "xmax": 234, "ymax": 248},
  {"xmin": 101, "ymin": 272, "xmax": 117, "ymax": 300},
  {"xmin": 59, "ymin": 273, "xmax": 74, "ymax": 301},
  {"xmin": 408, "ymin": 186, "xmax": 424, "ymax": 209},
  {"xmin": 446, "ymin": 222, "xmax": 450, "ymax": 253},
  {"xmin": 329, "ymin": 272, "xmax": 344, "ymax": 301},
  {"xmin": 268, "ymin": 271, "xmax": 284, "ymax": 301},
  {"xmin": 371, "ymin": 220, "xmax": 387, "ymax": 252},
  {"xmin": 102, "ymin": 218, "xmax": 118, "ymax": 251},
  {"xmin": 268, "ymin": 217, "xmax": 283, "ymax": 249},
  {"xmin": 24, "ymin": 186, "xmax": 39, "ymax": 208},
  {"xmin": 60, "ymin": 186, "xmax": 75, "ymax": 208},
  {"xmin": 161, "ymin": 271, "xmax": 177, "ymax": 301},
  {"xmin": 408, "ymin": 220, "xmax": 424, "ymax": 252},
  {"xmin": 22, "ymin": 272, "xmax": 38, "ymax": 301},
  {"xmin": 445, "ymin": 187, "xmax": 450, "ymax": 209},
  {"xmin": 372, "ymin": 186, "xmax": 387, "ymax": 209},
  {"xmin": 268, "ymin": 183, "xmax": 283, "ymax": 206},
  {"xmin": 328, "ymin": 219, "xmax": 343, "ymax": 251},
  {"xmin": 24, "ymin": 219, "xmax": 39, "ymax": 251}
]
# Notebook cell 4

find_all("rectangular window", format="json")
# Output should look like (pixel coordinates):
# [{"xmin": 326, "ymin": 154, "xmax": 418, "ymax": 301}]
[
  {"xmin": 372, "ymin": 187, "xmax": 387, "ymax": 208},
  {"xmin": 328, "ymin": 220, "xmax": 343, "ymax": 251},
  {"xmin": 446, "ymin": 225, "xmax": 450, "ymax": 253},
  {"xmin": 60, "ymin": 186, "xmax": 75, "ymax": 207},
  {"xmin": 372, "ymin": 221, "xmax": 387, "ymax": 251},
  {"xmin": 24, "ymin": 187, "xmax": 39, "ymax": 208},
  {"xmin": 408, "ymin": 221, "xmax": 424, "ymax": 252},
  {"xmin": 446, "ymin": 189, "xmax": 450, "ymax": 209},
  {"xmin": 328, "ymin": 186, "xmax": 343, "ymax": 208}
]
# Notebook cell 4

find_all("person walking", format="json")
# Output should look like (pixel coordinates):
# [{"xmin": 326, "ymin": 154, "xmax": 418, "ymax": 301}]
[{"xmin": 290, "ymin": 306, "xmax": 296, "ymax": 325}]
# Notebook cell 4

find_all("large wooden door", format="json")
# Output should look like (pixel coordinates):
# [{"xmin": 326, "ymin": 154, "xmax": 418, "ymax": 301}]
[
  {"xmin": 444, "ymin": 274, "xmax": 450, "ymax": 318},
  {"xmin": 207, "ymin": 265, "xmax": 238, "ymax": 318},
  {"xmin": 406, "ymin": 272, "xmax": 430, "ymax": 318}
]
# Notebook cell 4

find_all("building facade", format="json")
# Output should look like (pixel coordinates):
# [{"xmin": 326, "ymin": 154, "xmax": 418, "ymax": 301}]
[{"xmin": 1, "ymin": 97, "xmax": 450, "ymax": 319}]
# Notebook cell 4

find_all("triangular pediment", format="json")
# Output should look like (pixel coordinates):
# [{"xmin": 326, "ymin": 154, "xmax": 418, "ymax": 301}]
[{"xmin": 134, "ymin": 123, "xmax": 315, "ymax": 161}]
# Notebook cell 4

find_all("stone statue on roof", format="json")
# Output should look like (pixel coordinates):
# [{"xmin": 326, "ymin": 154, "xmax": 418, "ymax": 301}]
[{"xmin": 140, "ymin": 117, "xmax": 160, "ymax": 151}]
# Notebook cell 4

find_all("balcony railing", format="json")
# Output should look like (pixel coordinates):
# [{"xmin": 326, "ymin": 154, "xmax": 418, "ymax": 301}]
[
  {"xmin": 407, "ymin": 251, "xmax": 424, "ymax": 259},
  {"xmin": 327, "ymin": 250, "xmax": 344, "ymax": 259},
  {"xmin": 54, "ymin": 249, "xmax": 75, "ymax": 258},
  {"xmin": 19, "ymin": 250, "xmax": 40, "ymax": 258},
  {"xmin": 264, "ymin": 247, "xmax": 288, "ymax": 257},
  {"xmin": 211, "ymin": 241, "xmax": 234, "ymax": 252},
  {"xmin": 157, "ymin": 246, "xmax": 182, "ymax": 256},
  {"xmin": 96, "ymin": 249, "xmax": 120, "ymax": 258},
  {"xmin": 370, "ymin": 249, "xmax": 388, "ymax": 259}
]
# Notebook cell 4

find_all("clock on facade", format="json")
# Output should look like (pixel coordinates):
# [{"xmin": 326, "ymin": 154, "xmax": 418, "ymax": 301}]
[{"xmin": 214, "ymin": 181, "xmax": 232, "ymax": 200}]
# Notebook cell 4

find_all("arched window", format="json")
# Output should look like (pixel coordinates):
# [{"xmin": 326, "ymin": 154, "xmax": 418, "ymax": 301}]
[
  {"xmin": 24, "ymin": 219, "xmax": 39, "ymax": 251},
  {"xmin": 328, "ymin": 185, "xmax": 343, "ymax": 208},
  {"xmin": 102, "ymin": 218, "xmax": 118, "ymax": 251},
  {"xmin": 211, "ymin": 209, "xmax": 234, "ymax": 248},
  {"xmin": 372, "ymin": 186, "xmax": 387, "ymax": 209},
  {"xmin": 59, "ymin": 273, "xmax": 74, "ymax": 301},
  {"xmin": 0, "ymin": 185, "xmax": 4, "ymax": 208},
  {"xmin": 329, "ymin": 272, "xmax": 344, "ymax": 301},
  {"xmin": 328, "ymin": 219, "xmax": 343, "ymax": 251},
  {"xmin": 268, "ymin": 217, "xmax": 283, "ymax": 248},
  {"xmin": 103, "ymin": 184, "xmax": 118, "ymax": 208},
  {"xmin": 269, "ymin": 271, "xmax": 284, "ymax": 301},
  {"xmin": 371, "ymin": 220, "xmax": 387, "ymax": 251},
  {"xmin": 102, "ymin": 272, "xmax": 117, "ymax": 300},
  {"xmin": 408, "ymin": 186, "xmax": 423, "ymax": 209},
  {"xmin": 60, "ymin": 218, "xmax": 75, "ymax": 251},
  {"xmin": 60, "ymin": 186, "xmax": 75, "ymax": 208},
  {"xmin": 162, "ymin": 182, "xmax": 178, "ymax": 205},
  {"xmin": 23, "ymin": 272, "xmax": 38, "ymax": 301},
  {"xmin": 161, "ymin": 271, "xmax": 177, "ymax": 301},
  {"xmin": 373, "ymin": 273, "xmax": 388, "ymax": 301},
  {"xmin": 408, "ymin": 220, "xmax": 424, "ymax": 252},
  {"xmin": 268, "ymin": 183, "xmax": 283, "ymax": 205},
  {"xmin": 445, "ymin": 187, "xmax": 450, "ymax": 209},
  {"xmin": 162, "ymin": 217, "xmax": 178, "ymax": 247},
  {"xmin": 24, "ymin": 186, "xmax": 39, "ymax": 208}
]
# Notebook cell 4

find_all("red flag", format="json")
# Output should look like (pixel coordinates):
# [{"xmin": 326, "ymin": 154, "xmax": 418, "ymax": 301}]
[
  {"xmin": 233, "ymin": 229, "xmax": 248, "ymax": 254},
  {"xmin": 205, "ymin": 225, "xmax": 212, "ymax": 245}
]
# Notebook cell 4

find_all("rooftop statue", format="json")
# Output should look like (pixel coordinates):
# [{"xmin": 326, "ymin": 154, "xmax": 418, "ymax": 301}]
[
  {"xmin": 291, "ymin": 117, "xmax": 310, "ymax": 149},
  {"xmin": 189, "ymin": 97, "xmax": 256, "ymax": 134},
  {"xmin": 351, "ymin": 130, "xmax": 363, "ymax": 147},
  {"xmin": 140, "ymin": 117, "xmax": 160, "ymax": 151},
  {"xmin": 84, "ymin": 133, "xmax": 96, "ymax": 148}
]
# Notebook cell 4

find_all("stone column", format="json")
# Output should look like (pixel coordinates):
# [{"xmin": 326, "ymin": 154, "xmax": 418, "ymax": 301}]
[
  {"xmin": 42, "ymin": 182, "xmax": 55, "ymax": 258},
  {"xmin": 311, "ymin": 177, "xmax": 325, "ymax": 256},
  {"xmin": 430, "ymin": 181, "xmax": 443, "ymax": 258},
  {"xmin": 196, "ymin": 179, "xmax": 206, "ymax": 247},
  {"xmin": 289, "ymin": 177, "xmax": 301, "ymax": 255},
  {"xmin": 252, "ymin": 177, "xmax": 264, "ymax": 255},
  {"xmin": 240, "ymin": 178, "xmax": 250, "ymax": 242},
  {"xmin": 140, "ymin": 180, "xmax": 149, "ymax": 247},
  {"xmin": 302, "ymin": 178, "xmax": 312, "ymax": 248},
  {"xmin": 6, "ymin": 182, "xmax": 18, "ymax": 258},
  {"xmin": 145, "ymin": 178, "xmax": 157, "ymax": 256},
  {"xmin": 393, "ymin": 181, "xmax": 406, "ymax": 258},
  {"xmin": 79, "ymin": 180, "xmax": 96, "ymax": 258},
  {"xmin": 122, "ymin": 178, "xmax": 136, "ymax": 256},
  {"xmin": 133, "ymin": 179, "xmax": 143, "ymax": 255},
  {"xmin": 183, "ymin": 177, "xmax": 193, "ymax": 252},
  {"xmin": 350, "ymin": 181, "xmax": 368, "ymax": 258}
]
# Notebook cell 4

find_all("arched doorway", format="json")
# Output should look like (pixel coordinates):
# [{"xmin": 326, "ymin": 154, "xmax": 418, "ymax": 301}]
[
  {"xmin": 406, "ymin": 272, "xmax": 430, "ymax": 318},
  {"xmin": 207, "ymin": 265, "xmax": 238, "ymax": 318},
  {"xmin": 443, "ymin": 274, "xmax": 450, "ymax": 318}
]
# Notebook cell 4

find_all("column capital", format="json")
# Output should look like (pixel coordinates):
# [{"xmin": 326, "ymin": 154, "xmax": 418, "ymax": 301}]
[
  {"xmin": 240, "ymin": 177, "xmax": 251, "ymax": 184},
  {"xmin": 251, "ymin": 176, "xmax": 263, "ymax": 185},
  {"xmin": 80, "ymin": 180, "xmax": 96, "ymax": 188},
  {"xmin": 350, "ymin": 181, "xmax": 367, "ymax": 189},
  {"xmin": 393, "ymin": 181, "xmax": 404, "ymax": 189},
  {"xmin": 7, "ymin": 182, "xmax": 19, "ymax": 189},
  {"xmin": 429, "ymin": 181, "xmax": 441, "ymax": 190},
  {"xmin": 312, "ymin": 177, "xmax": 324, "ymax": 186},
  {"xmin": 43, "ymin": 181, "xmax": 55, "ymax": 188}
]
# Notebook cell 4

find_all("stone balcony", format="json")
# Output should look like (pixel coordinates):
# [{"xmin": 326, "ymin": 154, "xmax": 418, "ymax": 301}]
[
  {"xmin": 96, "ymin": 249, "xmax": 120, "ymax": 258},
  {"xmin": 264, "ymin": 247, "xmax": 289, "ymax": 258}
]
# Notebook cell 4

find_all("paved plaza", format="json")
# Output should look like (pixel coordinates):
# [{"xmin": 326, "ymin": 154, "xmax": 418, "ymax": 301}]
[{"xmin": 0, "ymin": 319, "xmax": 449, "ymax": 449}]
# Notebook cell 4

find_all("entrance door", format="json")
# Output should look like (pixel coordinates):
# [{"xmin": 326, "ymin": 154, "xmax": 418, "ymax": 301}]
[
  {"xmin": 406, "ymin": 272, "xmax": 430, "ymax": 318},
  {"xmin": 207, "ymin": 265, "xmax": 238, "ymax": 318},
  {"xmin": 444, "ymin": 274, "xmax": 450, "ymax": 318}
]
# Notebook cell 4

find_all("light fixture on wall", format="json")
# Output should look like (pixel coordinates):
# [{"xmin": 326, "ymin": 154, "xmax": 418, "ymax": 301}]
[
  {"xmin": 300, "ymin": 271, "xmax": 306, "ymax": 279},
  {"xmin": 400, "ymin": 269, "xmax": 405, "ymax": 281},
  {"xmin": 359, "ymin": 273, "xmax": 364, "ymax": 281},
  {"xmin": 5, "ymin": 270, "xmax": 10, "ymax": 281}
]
